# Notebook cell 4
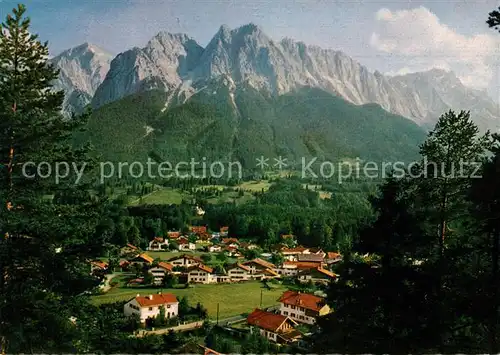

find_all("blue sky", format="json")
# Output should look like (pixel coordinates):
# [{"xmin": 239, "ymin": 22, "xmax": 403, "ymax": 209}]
[{"xmin": 0, "ymin": 0, "xmax": 499, "ymax": 95}]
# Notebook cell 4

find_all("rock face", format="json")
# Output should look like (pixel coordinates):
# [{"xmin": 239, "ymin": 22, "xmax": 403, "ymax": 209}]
[
  {"xmin": 50, "ymin": 43, "xmax": 112, "ymax": 114},
  {"xmin": 67, "ymin": 23, "xmax": 498, "ymax": 131},
  {"xmin": 91, "ymin": 32, "xmax": 203, "ymax": 108}
]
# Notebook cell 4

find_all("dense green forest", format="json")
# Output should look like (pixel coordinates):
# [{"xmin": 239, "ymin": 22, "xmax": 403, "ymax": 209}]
[{"xmin": 78, "ymin": 78, "xmax": 426, "ymax": 168}]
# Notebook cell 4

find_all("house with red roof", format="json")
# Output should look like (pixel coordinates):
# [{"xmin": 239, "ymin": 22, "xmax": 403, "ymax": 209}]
[
  {"xmin": 187, "ymin": 264, "xmax": 216, "ymax": 284},
  {"xmin": 247, "ymin": 308, "xmax": 301, "ymax": 344},
  {"xmin": 190, "ymin": 225, "xmax": 207, "ymax": 236},
  {"xmin": 167, "ymin": 231, "xmax": 181, "ymax": 239},
  {"xmin": 124, "ymin": 292, "xmax": 179, "ymax": 323},
  {"xmin": 278, "ymin": 291, "xmax": 331, "ymax": 324}
]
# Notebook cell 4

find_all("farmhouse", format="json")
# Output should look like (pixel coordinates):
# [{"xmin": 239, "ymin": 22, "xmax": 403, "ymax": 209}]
[
  {"xmin": 147, "ymin": 237, "xmax": 169, "ymax": 251},
  {"xmin": 168, "ymin": 254, "xmax": 202, "ymax": 268},
  {"xmin": 278, "ymin": 290, "xmax": 331, "ymax": 325},
  {"xmin": 129, "ymin": 253, "xmax": 154, "ymax": 267},
  {"xmin": 247, "ymin": 308, "xmax": 301, "ymax": 344},
  {"xmin": 124, "ymin": 293, "xmax": 179, "ymax": 323},
  {"xmin": 226, "ymin": 263, "xmax": 251, "ymax": 281},
  {"xmin": 187, "ymin": 264, "xmax": 216, "ymax": 284},
  {"xmin": 149, "ymin": 262, "xmax": 173, "ymax": 285}
]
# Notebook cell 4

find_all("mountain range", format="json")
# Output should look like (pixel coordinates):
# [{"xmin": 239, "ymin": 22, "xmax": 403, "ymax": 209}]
[
  {"xmin": 53, "ymin": 23, "xmax": 499, "ymax": 133},
  {"xmin": 50, "ymin": 24, "xmax": 500, "ymax": 169}
]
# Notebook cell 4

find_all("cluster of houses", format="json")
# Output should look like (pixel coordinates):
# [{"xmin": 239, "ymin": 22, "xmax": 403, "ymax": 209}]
[
  {"xmin": 90, "ymin": 231, "xmax": 341, "ymax": 288},
  {"xmin": 146, "ymin": 226, "xmax": 230, "ymax": 252},
  {"xmin": 123, "ymin": 289, "xmax": 331, "ymax": 346}
]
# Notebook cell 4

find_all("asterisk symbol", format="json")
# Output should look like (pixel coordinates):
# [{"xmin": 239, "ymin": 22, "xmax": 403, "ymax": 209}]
[
  {"xmin": 256, "ymin": 156, "xmax": 269, "ymax": 170},
  {"xmin": 273, "ymin": 156, "xmax": 288, "ymax": 170}
]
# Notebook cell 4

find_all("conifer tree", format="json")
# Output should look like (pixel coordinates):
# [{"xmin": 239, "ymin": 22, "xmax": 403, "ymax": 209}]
[{"xmin": 0, "ymin": 5, "xmax": 101, "ymax": 352}]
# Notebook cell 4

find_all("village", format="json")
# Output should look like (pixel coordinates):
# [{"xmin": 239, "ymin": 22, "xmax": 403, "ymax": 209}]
[{"xmin": 89, "ymin": 225, "xmax": 342, "ymax": 349}]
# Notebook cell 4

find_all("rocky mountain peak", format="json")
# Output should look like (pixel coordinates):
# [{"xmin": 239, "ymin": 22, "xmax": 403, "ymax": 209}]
[{"xmin": 50, "ymin": 42, "xmax": 112, "ymax": 114}]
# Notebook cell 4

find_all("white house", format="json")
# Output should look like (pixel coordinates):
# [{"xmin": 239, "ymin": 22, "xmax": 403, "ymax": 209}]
[
  {"xmin": 149, "ymin": 262, "xmax": 173, "ymax": 285},
  {"xmin": 208, "ymin": 245, "xmax": 222, "ymax": 253},
  {"xmin": 242, "ymin": 258, "xmax": 279, "ymax": 280},
  {"xmin": 227, "ymin": 263, "xmax": 251, "ymax": 281},
  {"xmin": 278, "ymin": 290, "xmax": 331, "ymax": 325},
  {"xmin": 147, "ymin": 237, "xmax": 169, "ymax": 251},
  {"xmin": 178, "ymin": 238, "xmax": 196, "ymax": 251},
  {"xmin": 168, "ymin": 254, "xmax": 201, "ymax": 268},
  {"xmin": 187, "ymin": 264, "xmax": 216, "ymax": 284},
  {"xmin": 124, "ymin": 293, "xmax": 179, "ymax": 323}
]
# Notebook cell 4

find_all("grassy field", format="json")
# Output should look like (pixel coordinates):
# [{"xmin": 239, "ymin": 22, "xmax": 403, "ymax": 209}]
[
  {"xmin": 125, "ymin": 180, "xmax": 274, "ymax": 206},
  {"xmin": 128, "ymin": 188, "xmax": 189, "ymax": 205},
  {"xmin": 91, "ymin": 281, "xmax": 288, "ymax": 319}
]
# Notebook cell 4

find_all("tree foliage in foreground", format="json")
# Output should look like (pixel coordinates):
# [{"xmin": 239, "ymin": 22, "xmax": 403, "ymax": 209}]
[{"xmin": 0, "ymin": 5, "xmax": 102, "ymax": 352}]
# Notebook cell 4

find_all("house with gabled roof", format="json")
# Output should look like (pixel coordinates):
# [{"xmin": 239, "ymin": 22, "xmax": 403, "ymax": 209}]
[
  {"xmin": 129, "ymin": 253, "xmax": 154, "ymax": 267},
  {"xmin": 275, "ymin": 261, "xmax": 319, "ymax": 277},
  {"xmin": 168, "ymin": 254, "xmax": 202, "ymax": 268},
  {"xmin": 227, "ymin": 263, "xmax": 251, "ymax": 281},
  {"xmin": 278, "ymin": 290, "xmax": 331, "ymax": 324},
  {"xmin": 124, "ymin": 292, "xmax": 179, "ymax": 323},
  {"xmin": 147, "ymin": 237, "xmax": 169, "ymax": 251},
  {"xmin": 121, "ymin": 243, "xmax": 139, "ymax": 256},
  {"xmin": 167, "ymin": 231, "xmax": 181, "ymax": 239},
  {"xmin": 298, "ymin": 267, "xmax": 337, "ymax": 285},
  {"xmin": 190, "ymin": 225, "xmax": 207, "ymax": 236},
  {"xmin": 247, "ymin": 308, "xmax": 301, "ymax": 344},
  {"xmin": 177, "ymin": 237, "xmax": 196, "ymax": 251},
  {"xmin": 187, "ymin": 264, "xmax": 216, "ymax": 284},
  {"xmin": 149, "ymin": 262, "xmax": 173, "ymax": 285},
  {"xmin": 243, "ymin": 258, "xmax": 279, "ymax": 280}
]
